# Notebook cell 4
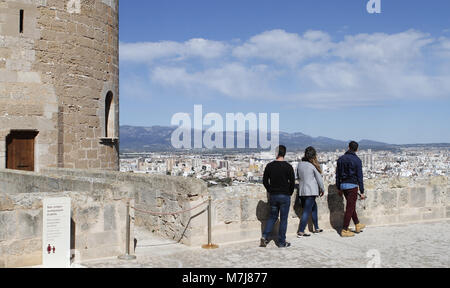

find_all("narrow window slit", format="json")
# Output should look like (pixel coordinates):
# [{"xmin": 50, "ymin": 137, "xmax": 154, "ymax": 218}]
[{"xmin": 19, "ymin": 10, "xmax": 24, "ymax": 34}]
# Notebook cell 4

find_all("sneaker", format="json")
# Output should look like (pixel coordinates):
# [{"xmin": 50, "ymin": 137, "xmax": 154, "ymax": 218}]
[
  {"xmin": 355, "ymin": 223, "xmax": 366, "ymax": 233},
  {"xmin": 312, "ymin": 229, "xmax": 324, "ymax": 234},
  {"xmin": 341, "ymin": 229, "xmax": 355, "ymax": 237},
  {"xmin": 260, "ymin": 238, "xmax": 269, "ymax": 247},
  {"xmin": 278, "ymin": 242, "xmax": 291, "ymax": 248},
  {"xmin": 297, "ymin": 232, "xmax": 311, "ymax": 238}
]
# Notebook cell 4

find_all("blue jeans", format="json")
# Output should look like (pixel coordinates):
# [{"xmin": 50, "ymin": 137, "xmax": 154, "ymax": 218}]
[
  {"xmin": 262, "ymin": 194, "xmax": 291, "ymax": 245},
  {"xmin": 298, "ymin": 196, "xmax": 319, "ymax": 233}
]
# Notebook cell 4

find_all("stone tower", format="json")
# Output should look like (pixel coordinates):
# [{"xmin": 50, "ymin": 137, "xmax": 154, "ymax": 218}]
[{"xmin": 0, "ymin": 0, "xmax": 119, "ymax": 171}]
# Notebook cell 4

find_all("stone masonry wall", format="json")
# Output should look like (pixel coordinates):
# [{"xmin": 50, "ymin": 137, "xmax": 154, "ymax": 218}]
[
  {"xmin": 0, "ymin": 168, "xmax": 134, "ymax": 267},
  {"xmin": 0, "ymin": 0, "xmax": 59, "ymax": 170},
  {"xmin": 39, "ymin": 168, "xmax": 210, "ymax": 245},
  {"xmin": 37, "ymin": 169, "xmax": 449, "ymax": 247},
  {"xmin": 3, "ymin": 167, "xmax": 446, "ymax": 255},
  {"xmin": 0, "ymin": 0, "xmax": 119, "ymax": 171},
  {"xmin": 206, "ymin": 176, "xmax": 449, "ymax": 245},
  {"xmin": 0, "ymin": 191, "xmax": 132, "ymax": 268}
]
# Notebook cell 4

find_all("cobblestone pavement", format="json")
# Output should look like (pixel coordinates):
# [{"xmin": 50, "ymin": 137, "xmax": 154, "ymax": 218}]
[{"xmin": 83, "ymin": 221, "xmax": 450, "ymax": 268}]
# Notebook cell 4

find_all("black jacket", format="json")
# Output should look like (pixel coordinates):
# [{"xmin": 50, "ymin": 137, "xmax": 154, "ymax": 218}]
[
  {"xmin": 336, "ymin": 151, "xmax": 365, "ymax": 194},
  {"xmin": 263, "ymin": 161, "xmax": 295, "ymax": 196}
]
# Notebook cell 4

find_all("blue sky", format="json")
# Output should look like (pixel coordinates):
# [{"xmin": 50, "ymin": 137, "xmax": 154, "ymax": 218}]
[{"xmin": 118, "ymin": 0, "xmax": 450, "ymax": 144}]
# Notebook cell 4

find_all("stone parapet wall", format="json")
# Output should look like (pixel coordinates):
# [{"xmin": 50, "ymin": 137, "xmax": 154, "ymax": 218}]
[
  {"xmin": 39, "ymin": 170, "xmax": 446, "ymax": 247},
  {"xmin": 0, "ymin": 167, "xmax": 209, "ymax": 248},
  {"xmin": 0, "ymin": 190, "xmax": 132, "ymax": 268},
  {"xmin": 0, "ymin": 168, "xmax": 131, "ymax": 200},
  {"xmin": 1, "ymin": 168, "xmax": 447, "ymax": 260},
  {"xmin": 40, "ymin": 168, "xmax": 209, "ymax": 245},
  {"xmin": 205, "ymin": 176, "xmax": 449, "ymax": 245}
]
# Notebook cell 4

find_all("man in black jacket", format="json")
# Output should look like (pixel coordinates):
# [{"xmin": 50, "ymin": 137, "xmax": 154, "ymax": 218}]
[
  {"xmin": 336, "ymin": 141, "xmax": 367, "ymax": 237},
  {"xmin": 261, "ymin": 145, "xmax": 295, "ymax": 248}
]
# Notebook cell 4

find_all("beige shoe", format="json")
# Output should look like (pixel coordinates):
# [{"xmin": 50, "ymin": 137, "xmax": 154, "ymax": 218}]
[
  {"xmin": 355, "ymin": 223, "xmax": 366, "ymax": 233},
  {"xmin": 341, "ymin": 229, "xmax": 355, "ymax": 237}
]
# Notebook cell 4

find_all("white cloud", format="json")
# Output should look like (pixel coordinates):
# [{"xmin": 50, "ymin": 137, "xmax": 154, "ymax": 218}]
[
  {"xmin": 232, "ymin": 29, "xmax": 332, "ymax": 66},
  {"xmin": 120, "ymin": 38, "xmax": 228, "ymax": 63},
  {"xmin": 120, "ymin": 29, "xmax": 450, "ymax": 108},
  {"xmin": 151, "ymin": 63, "xmax": 276, "ymax": 100},
  {"xmin": 333, "ymin": 30, "xmax": 433, "ymax": 63},
  {"xmin": 295, "ymin": 61, "xmax": 450, "ymax": 108},
  {"xmin": 434, "ymin": 37, "xmax": 450, "ymax": 58}
]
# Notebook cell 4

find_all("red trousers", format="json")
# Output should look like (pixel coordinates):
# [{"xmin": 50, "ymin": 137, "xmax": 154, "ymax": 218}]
[{"xmin": 343, "ymin": 187, "xmax": 360, "ymax": 230}]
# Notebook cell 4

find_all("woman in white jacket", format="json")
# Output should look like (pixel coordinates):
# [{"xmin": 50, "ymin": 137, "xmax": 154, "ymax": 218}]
[{"xmin": 297, "ymin": 146, "xmax": 325, "ymax": 237}]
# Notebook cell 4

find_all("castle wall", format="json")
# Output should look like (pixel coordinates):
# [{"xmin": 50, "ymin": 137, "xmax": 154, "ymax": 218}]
[
  {"xmin": 206, "ymin": 177, "xmax": 449, "ymax": 245},
  {"xmin": 0, "ymin": 167, "xmax": 448, "ymax": 267},
  {"xmin": 39, "ymin": 167, "xmax": 210, "ymax": 245},
  {"xmin": 0, "ymin": 0, "xmax": 119, "ymax": 171},
  {"xmin": 0, "ymin": 191, "xmax": 132, "ymax": 268},
  {"xmin": 0, "ymin": 168, "xmax": 133, "ymax": 268},
  {"xmin": 38, "ymin": 168, "xmax": 450, "ymax": 247}
]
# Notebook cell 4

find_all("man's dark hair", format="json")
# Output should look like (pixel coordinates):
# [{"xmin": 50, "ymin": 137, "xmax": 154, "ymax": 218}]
[
  {"xmin": 349, "ymin": 141, "xmax": 359, "ymax": 152},
  {"xmin": 277, "ymin": 145, "xmax": 287, "ymax": 158}
]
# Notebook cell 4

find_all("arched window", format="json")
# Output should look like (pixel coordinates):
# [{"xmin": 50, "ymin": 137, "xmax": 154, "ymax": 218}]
[{"xmin": 105, "ymin": 91, "xmax": 114, "ymax": 138}]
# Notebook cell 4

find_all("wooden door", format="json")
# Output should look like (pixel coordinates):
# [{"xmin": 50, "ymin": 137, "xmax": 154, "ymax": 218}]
[{"xmin": 6, "ymin": 131, "xmax": 38, "ymax": 171}]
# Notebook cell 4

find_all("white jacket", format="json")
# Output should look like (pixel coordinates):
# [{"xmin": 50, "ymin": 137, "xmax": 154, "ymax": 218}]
[{"xmin": 297, "ymin": 161, "xmax": 325, "ymax": 197}]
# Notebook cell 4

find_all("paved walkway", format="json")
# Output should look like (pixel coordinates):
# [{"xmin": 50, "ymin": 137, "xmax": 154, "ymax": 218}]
[{"xmin": 83, "ymin": 221, "xmax": 450, "ymax": 268}]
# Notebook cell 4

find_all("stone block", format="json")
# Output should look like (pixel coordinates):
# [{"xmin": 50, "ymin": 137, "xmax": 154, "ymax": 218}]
[
  {"xmin": 74, "ymin": 233, "xmax": 88, "ymax": 251},
  {"xmin": 76, "ymin": 205, "xmax": 100, "ymax": 232},
  {"xmin": 87, "ymin": 230, "xmax": 119, "ymax": 248},
  {"xmin": 7, "ymin": 238, "xmax": 42, "ymax": 256},
  {"xmin": 87, "ymin": 149, "xmax": 97, "ymax": 160},
  {"xmin": 217, "ymin": 199, "xmax": 241, "ymax": 224},
  {"xmin": 398, "ymin": 214, "xmax": 421, "ymax": 223},
  {"xmin": 426, "ymin": 186, "xmax": 445, "ymax": 206},
  {"xmin": 80, "ymin": 245, "xmax": 123, "ymax": 261},
  {"xmin": 410, "ymin": 187, "xmax": 426, "ymax": 207},
  {"xmin": 103, "ymin": 204, "xmax": 116, "ymax": 231},
  {"xmin": 0, "ymin": 211, "xmax": 16, "ymax": 241},
  {"xmin": 240, "ymin": 197, "xmax": 259, "ymax": 221},
  {"xmin": 6, "ymin": 251, "xmax": 42, "ymax": 268},
  {"xmin": 398, "ymin": 189, "xmax": 409, "ymax": 207},
  {"xmin": 422, "ymin": 208, "xmax": 445, "ymax": 221},
  {"xmin": 373, "ymin": 214, "xmax": 399, "ymax": 225},
  {"xmin": 389, "ymin": 177, "xmax": 409, "ymax": 188},
  {"xmin": 0, "ymin": 69, "xmax": 17, "ymax": 83},
  {"xmin": 16, "ymin": 210, "xmax": 42, "ymax": 239},
  {"xmin": 0, "ymin": 193, "xmax": 14, "ymax": 211},
  {"xmin": 17, "ymin": 71, "xmax": 41, "ymax": 83},
  {"xmin": 381, "ymin": 190, "xmax": 397, "ymax": 209}
]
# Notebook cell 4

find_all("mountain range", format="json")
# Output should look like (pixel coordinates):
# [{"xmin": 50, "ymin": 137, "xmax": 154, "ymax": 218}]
[{"xmin": 119, "ymin": 125, "xmax": 443, "ymax": 153}]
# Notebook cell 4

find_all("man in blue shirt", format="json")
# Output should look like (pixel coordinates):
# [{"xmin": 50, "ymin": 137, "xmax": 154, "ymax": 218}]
[{"xmin": 336, "ymin": 141, "xmax": 367, "ymax": 237}]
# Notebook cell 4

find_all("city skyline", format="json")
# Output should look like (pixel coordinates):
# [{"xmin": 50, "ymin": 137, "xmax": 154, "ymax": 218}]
[
  {"xmin": 119, "ymin": 0, "xmax": 450, "ymax": 145},
  {"xmin": 120, "ymin": 148, "xmax": 449, "ymax": 185}
]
